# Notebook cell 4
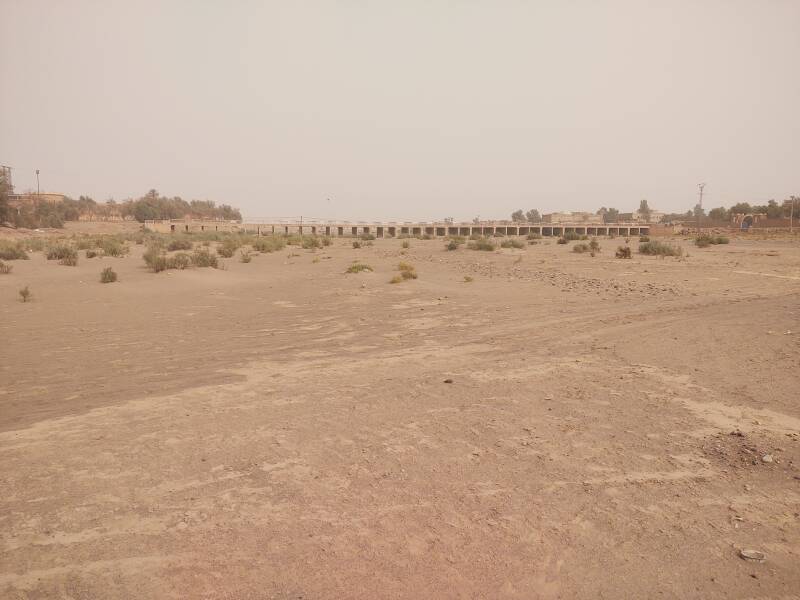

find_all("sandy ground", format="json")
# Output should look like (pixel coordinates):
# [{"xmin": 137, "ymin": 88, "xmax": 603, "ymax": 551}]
[{"xmin": 1, "ymin": 233, "xmax": 799, "ymax": 599}]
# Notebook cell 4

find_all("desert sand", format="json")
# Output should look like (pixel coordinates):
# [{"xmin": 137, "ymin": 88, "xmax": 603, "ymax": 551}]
[{"xmin": 1, "ymin": 232, "xmax": 799, "ymax": 599}]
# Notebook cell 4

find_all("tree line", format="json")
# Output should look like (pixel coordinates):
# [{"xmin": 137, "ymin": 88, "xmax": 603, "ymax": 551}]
[{"xmin": 0, "ymin": 180, "xmax": 242, "ymax": 229}]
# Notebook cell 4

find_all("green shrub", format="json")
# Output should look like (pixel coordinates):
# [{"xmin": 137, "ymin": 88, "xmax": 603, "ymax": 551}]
[
  {"xmin": 0, "ymin": 242, "xmax": 29, "ymax": 260},
  {"xmin": 167, "ymin": 238, "xmax": 193, "ymax": 251},
  {"xmin": 22, "ymin": 238, "xmax": 46, "ymax": 252},
  {"xmin": 467, "ymin": 237, "xmax": 496, "ymax": 251},
  {"xmin": 321, "ymin": 237, "xmax": 332, "ymax": 247},
  {"xmin": 563, "ymin": 231, "xmax": 581, "ymax": 241},
  {"xmin": 573, "ymin": 243, "xmax": 590, "ymax": 253},
  {"xmin": 446, "ymin": 240, "xmax": 460, "ymax": 251},
  {"xmin": 86, "ymin": 249, "xmax": 99, "ymax": 258},
  {"xmin": 191, "ymin": 248, "xmax": 218, "ymax": 268},
  {"xmin": 346, "ymin": 263, "xmax": 373, "ymax": 273},
  {"xmin": 19, "ymin": 286, "xmax": 31, "ymax": 302},
  {"xmin": 695, "ymin": 234, "xmax": 729, "ymax": 247},
  {"xmin": 100, "ymin": 267, "xmax": 118, "ymax": 283},
  {"xmin": 59, "ymin": 248, "xmax": 79, "ymax": 266},
  {"xmin": 397, "ymin": 261, "xmax": 418, "ymax": 280},
  {"xmin": 615, "ymin": 246, "xmax": 632, "ymax": 259},
  {"xmin": 500, "ymin": 239, "xmax": 524, "ymax": 249},
  {"xmin": 556, "ymin": 237, "xmax": 568, "ymax": 245},
  {"xmin": 589, "ymin": 238, "xmax": 600, "ymax": 252},
  {"xmin": 99, "ymin": 238, "xmax": 127, "ymax": 257},
  {"xmin": 166, "ymin": 252, "xmax": 192, "ymax": 270},
  {"xmin": 252, "ymin": 236, "xmax": 286, "ymax": 253},
  {"xmin": 463, "ymin": 275, "xmax": 473, "ymax": 282},
  {"xmin": 143, "ymin": 246, "xmax": 168, "ymax": 272},
  {"xmin": 302, "ymin": 236, "xmax": 322, "ymax": 250},
  {"xmin": 0, "ymin": 260, "xmax": 12, "ymax": 274},
  {"xmin": 352, "ymin": 241, "xmax": 362, "ymax": 249},
  {"xmin": 639, "ymin": 241, "xmax": 682, "ymax": 256}
]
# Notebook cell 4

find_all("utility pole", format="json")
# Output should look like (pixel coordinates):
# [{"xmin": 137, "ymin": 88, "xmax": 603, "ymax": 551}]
[
  {"xmin": 697, "ymin": 182, "xmax": 705, "ymax": 232},
  {"xmin": 790, "ymin": 196, "xmax": 796, "ymax": 234},
  {"xmin": 36, "ymin": 169, "xmax": 40, "ymax": 197}
]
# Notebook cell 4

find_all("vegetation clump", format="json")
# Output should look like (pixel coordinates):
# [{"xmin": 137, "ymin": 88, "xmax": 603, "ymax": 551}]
[
  {"xmin": 239, "ymin": 250, "xmax": 252, "ymax": 263},
  {"xmin": 401, "ymin": 240, "xmax": 410, "ymax": 249},
  {"xmin": 695, "ymin": 234, "xmax": 730, "ymax": 247},
  {"xmin": 393, "ymin": 261, "xmax": 418, "ymax": 282},
  {"xmin": 0, "ymin": 242, "xmax": 28, "ymax": 260},
  {"xmin": 143, "ymin": 245, "xmax": 168, "ymax": 272},
  {"xmin": 639, "ymin": 240, "xmax": 682, "ymax": 256},
  {"xmin": 359, "ymin": 233, "xmax": 376, "ymax": 241},
  {"xmin": 98, "ymin": 237, "xmax": 128, "ymax": 257},
  {"xmin": 192, "ymin": 248, "xmax": 219, "ymax": 268},
  {"xmin": 500, "ymin": 239, "xmax": 525, "ymax": 249},
  {"xmin": 573, "ymin": 243, "xmax": 590, "ymax": 253},
  {"xmin": 556, "ymin": 237, "xmax": 568, "ymax": 245},
  {"xmin": 527, "ymin": 232, "xmax": 542, "ymax": 240},
  {"xmin": 346, "ymin": 263, "xmax": 373, "ymax": 273},
  {"xmin": 352, "ymin": 240, "xmax": 362, "ymax": 249},
  {"xmin": 615, "ymin": 246, "xmax": 632, "ymax": 259},
  {"xmin": 167, "ymin": 238, "xmax": 193, "ymax": 251},
  {"xmin": 467, "ymin": 237, "xmax": 496, "ymax": 251},
  {"xmin": 0, "ymin": 260, "xmax": 12, "ymax": 274},
  {"xmin": 252, "ymin": 236, "xmax": 286, "ymax": 253},
  {"xmin": 589, "ymin": 238, "xmax": 601, "ymax": 253},
  {"xmin": 19, "ymin": 286, "xmax": 32, "ymax": 302},
  {"xmin": 86, "ymin": 249, "xmax": 99, "ymax": 258},
  {"xmin": 563, "ymin": 231, "xmax": 582, "ymax": 241},
  {"xmin": 639, "ymin": 235, "xmax": 650, "ymax": 242},
  {"xmin": 100, "ymin": 267, "xmax": 118, "ymax": 283},
  {"xmin": 166, "ymin": 252, "xmax": 192, "ymax": 270}
]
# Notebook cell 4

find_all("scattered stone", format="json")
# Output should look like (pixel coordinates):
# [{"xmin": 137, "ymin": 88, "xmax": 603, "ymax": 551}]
[
  {"xmin": 730, "ymin": 430, "xmax": 745, "ymax": 437},
  {"xmin": 739, "ymin": 549, "xmax": 766, "ymax": 562},
  {"xmin": 443, "ymin": 378, "xmax": 453, "ymax": 384},
  {"xmin": 761, "ymin": 454, "xmax": 773, "ymax": 463}
]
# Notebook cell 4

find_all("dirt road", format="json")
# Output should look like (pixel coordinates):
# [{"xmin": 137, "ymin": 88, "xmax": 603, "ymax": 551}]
[{"xmin": 1, "ymin": 235, "xmax": 798, "ymax": 598}]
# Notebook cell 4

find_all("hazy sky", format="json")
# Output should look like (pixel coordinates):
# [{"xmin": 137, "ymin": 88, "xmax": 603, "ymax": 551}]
[{"xmin": 2, "ymin": 1, "xmax": 798, "ymax": 221}]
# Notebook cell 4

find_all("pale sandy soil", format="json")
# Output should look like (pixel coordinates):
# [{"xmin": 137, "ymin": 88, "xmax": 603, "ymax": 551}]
[{"xmin": 1, "ymin": 233, "xmax": 799, "ymax": 599}]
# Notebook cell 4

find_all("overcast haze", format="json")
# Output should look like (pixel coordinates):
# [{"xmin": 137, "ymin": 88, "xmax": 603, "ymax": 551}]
[{"xmin": 1, "ymin": 1, "xmax": 798, "ymax": 221}]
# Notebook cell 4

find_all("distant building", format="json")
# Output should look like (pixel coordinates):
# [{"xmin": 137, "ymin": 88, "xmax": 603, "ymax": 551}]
[
  {"xmin": 7, "ymin": 192, "xmax": 67, "ymax": 209},
  {"xmin": 542, "ymin": 211, "xmax": 603, "ymax": 224}
]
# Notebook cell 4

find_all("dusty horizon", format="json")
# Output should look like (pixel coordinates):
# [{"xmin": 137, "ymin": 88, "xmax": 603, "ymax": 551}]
[{"xmin": 2, "ymin": 1, "xmax": 799, "ymax": 220}]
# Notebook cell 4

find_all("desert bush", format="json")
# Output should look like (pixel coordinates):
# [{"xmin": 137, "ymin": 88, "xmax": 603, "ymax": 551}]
[
  {"xmin": 192, "ymin": 248, "xmax": 219, "ymax": 268},
  {"xmin": 401, "ymin": 240, "xmax": 410, "ymax": 249},
  {"xmin": 46, "ymin": 244, "xmax": 73, "ymax": 261},
  {"xmin": 252, "ymin": 236, "xmax": 286, "ymax": 253},
  {"xmin": 166, "ymin": 252, "xmax": 192, "ymax": 270},
  {"xmin": 463, "ymin": 275, "xmax": 473, "ymax": 282},
  {"xmin": 19, "ymin": 286, "xmax": 31, "ymax": 302},
  {"xmin": 359, "ymin": 233, "xmax": 376, "ymax": 241},
  {"xmin": 59, "ymin": 248, "xmax": 79, "ymax": 266},
  {"xmin": 216, "ymin": 244, "xmax": 235, "ymax": 258},
  {"xmin": 421, "ymin": 233, "xmax": 433, "ymax": 240},
  {"xmin": 86, "ymin": 249, "xmax": 99, "ymax": 258},
  {"xmin": 303, "ymin": 236, "xmax": 323, "ymax": 250},
  {"xmin": 239, "ymin": 250, "xmax": 252, "ymax": 263},
  {"xmin": 167, "ymin": 238, "xmax": 193, "ymax": 251},
  {"xmin": 22, "ymin": 238, "xmax": 46, "ymax": 252},
  {"xmin": 397, "ymin": 261, "xmax": 418, "ymax": 280},
  {"xmin": 446, "ymin": 240, "xmax": 460, "ymax": 251},
  {"xmin": 589, "ymin": 238, "xmax": 600, "ymax": 252},
  {"xmin": 346, "ymin": 263, "xmax": 373, "ymax": 273},
  {"xmin": 99, "ymin": 238, "xmax": 127, "ymax": 257},
  {"xmin": 563, "ymin": 231, "xmax": 581, "ymax": 241},
  {"xmin": 615, "ymin": 246, "xmax": 632, "ymax": 259},
  {"xmin": 556, "ymin": 237, "xmax": 568, "ymax": 245},
  {"xmin": 321, "ymin": 237, "xmax": 332, "ymax": 247},
  {"xmin": 143, "ymin": 246, "xmax": 168, "ymax": 272},
  {"xmin": 572, "ymin": 243, "xmax": 590, "ymax": 253},
  {"xmin": 639, "ymin": 241, "xmax": 682, "ymax": 256},
  {"xmin": 639, "ymin": 235, "xmax": 650, "ymax": 242},
  {"xmin": 467, "ymin": 237, "xmax": 496, "ymax": 251},
  {"xmin": 0, "ymin": 242, "xmax": 29, "ymax": 260},
  {"xmin": 389, "ymin": 275, "xmax": 403, "ymax": 284},
  {"xmin": 0, "ymin": 260, "xmax": 12, "ymax": 274},
  {"xmin": 527, "ymin": 232, "xmax": 542, "ymax": 240},
  {"xmin": 501, "ymin": 239, "xmax": 524, "ymax": 249},
  {"xmin": 352, "ymin": 241, "xmax": 362, "ymax": 249},
  {"xmin": 695, "ymin": 234, "xmax": 729, "ymax": 247},
  {"xmin": 100, "ymin": 267, "xmax": 118, "ymax": 283}
]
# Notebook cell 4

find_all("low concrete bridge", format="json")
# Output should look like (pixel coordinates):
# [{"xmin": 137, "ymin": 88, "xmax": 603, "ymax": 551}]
[{"xmin": 146, "ymin": 219, "xmax": 651, "ymax": 237}]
